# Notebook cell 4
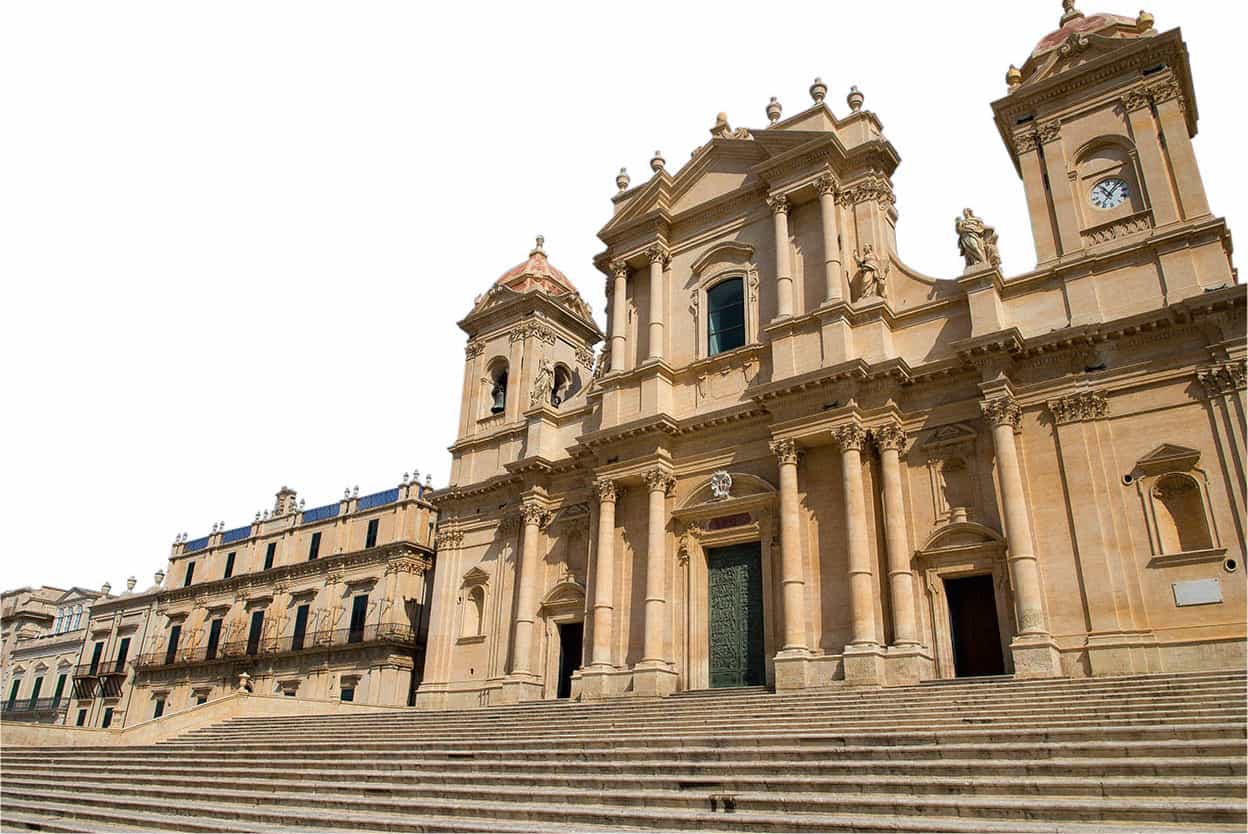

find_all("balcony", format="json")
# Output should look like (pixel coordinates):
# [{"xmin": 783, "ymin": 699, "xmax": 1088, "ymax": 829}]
[
  {"xmin": 1, "ymin": 698, "xmax": 69, "ymax": 724},
  {"xmin": 71, "ymin": 662, "xmax": 128, "ymax": 699},
  {"xmin": 133, "ymin": 621, "xmax": 419, "ymax": 671}
]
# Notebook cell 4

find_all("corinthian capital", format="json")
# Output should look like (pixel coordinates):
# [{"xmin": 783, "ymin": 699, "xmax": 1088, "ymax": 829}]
[
  {"xmin": 769, "ymin": 438, "xmax": 800, "ymax": 465},
  {"xmin": 642, "ymin": 467, "xmax": 675, "ymax": 495},
  {"xmin": 980, "ymin": 397, "xmax": 1021, "ymax": 430},
  {"xmin": 766, "ymin": 194, "xmax": 790, "ymax": 215},
  {"xmin": 594, "ymin": 479, "xmax": 618, "ymax": 504},
  {"xmin": 1047, "ymin": 390, "xmax": 1109, "ymax": 425},
  {"xmin": 609, "ymin": 259, "xmax": 629, "ymax": 280},
  {"xmin": 1197, "ymin": 360, "xmax": 1247, "ymax": 397},
  {"xmin": 815, "ymin": 173, "xmax": 837, "ymax": 197},
  {"xmin": 645, "ymin": 244, "xmax": 670, "ymax": 265},
  {"xmin": 832, "ymin": 424, "xmax": 867, "ymax": 452},
  {"xmin": 871, "ymin": 424, "xmax": 907, "ymax": 452},
  {"xmin": 519, "ymin": 502, "xmax": 549, "ymax": 527}
]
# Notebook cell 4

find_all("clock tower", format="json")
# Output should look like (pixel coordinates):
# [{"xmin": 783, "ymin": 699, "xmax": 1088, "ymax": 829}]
[{"xmin": 992, "ymin": 2, "xmax": 1234, "ymax": 300}]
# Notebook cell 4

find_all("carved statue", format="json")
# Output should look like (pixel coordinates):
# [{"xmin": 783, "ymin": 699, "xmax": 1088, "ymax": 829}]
[
  {"xmin": 489, "ymin": 371, "xmax": 507, "ymax": 413},
  {"xmin": 551, "ymin": 367, "xmax": 571, "ymax": 407},
  {"xmin": 854, "ymin": 244, "xmax": 888, "ymax": 300},
  {"xmin": 530, "ymin": 359, "xmax": 555, "ymax": 407},
  {"xmin": 955, "ymin": 208, "xmax": 1001, "ymax": 272}
]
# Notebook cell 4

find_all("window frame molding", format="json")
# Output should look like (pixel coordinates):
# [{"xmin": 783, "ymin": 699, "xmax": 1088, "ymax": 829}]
[
  {"xmin": 690, "ymin": 242, "xmax": 760, "ymax": 362},
  {"xmin": 1132, "ymin": 444, "xmax": 1223, "ymax": 562}
]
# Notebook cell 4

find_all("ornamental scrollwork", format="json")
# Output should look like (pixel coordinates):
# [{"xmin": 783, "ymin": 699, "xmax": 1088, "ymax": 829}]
[
  {"xmin": 594, "ymin": 479, "xmax": 618, "ymax": 504},
  {"xmin": 645, "ymin": 244, "xmax": 670, "ymax": 265},
  {"xmin": 838, "ymin": 176, "xmax": 896, "ymax": 209},
  {"xmin": 519, "ymin": 502, "xmax": 552, "ymax": 528},
  {"xmin": 815, "ymin": 173, "xmax": 838, "ymax": 198},
  {"xmin": 435, "ymin": 527, "xmax": 464, "ymax": 549},
  {"xmin": 1013, "ymin": 131, "xmax": 1040, "ymax": 155},
  {"xmin": 1047, "ymin": 390, "xmax": 1109, "ymax": 425},
  {"xmin": 510, "ymin": 322, "xmax": 556, "ymax": 344},
  {"xmin": 871, "ymin": 424, "xmax": 908, "ymax": 452},
  {"xmin": 464, "ymin": 340, "xmax": 484, "ymax": 360},
  {"xmin": 1036, "ymin": 120, "xmax": 1061, "ymax": 144},
  {"xmin": 980, "ymin": 397, "xmax": 1022, "ymax": 430},
  {"xmin": 642, "ymin": 467, "xmax": 676, "ymax": 495},
  {"xmin": 766, "ymin": 194, "xmax": 790, "ymax": 215},
  {"xmin": 575, "ymin": 346, "xmax": 594, "ymax": 369}
]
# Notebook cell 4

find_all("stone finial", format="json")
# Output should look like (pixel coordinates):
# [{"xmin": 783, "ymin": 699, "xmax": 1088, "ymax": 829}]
[
  {"xmin": 254, "ymin": 511, "xmax": 261, "ymax": 522},
  {"xmin": 616, "ymin": 167, "xmax": 630, "ymax": 191},
  {"xmin": 352, "ymin": 485, "xmax": 359, "ymax": 497},
  {"xmin": 101, "ymin": 582, "xmax": 112, "ymax": 595},
  {"xmin": 650, "ymin": 150, "xmax": 665, "ymax": 173},
  {"xmin": 766, "ymin": 97, "xmax": 782, "ymax": 123},
  {"xmin": 210, "ymin": 522, "xmax": 218, "ymax": 533},
  {"xmin": 154, "ymin": 570, "xmax": 165, "ymax": 586},
  {"xmin": 847, "ymin": 85, "xmax": 864, "ymax": 113},
  {"xmin": 344, "ymin": 487, "xmax": 351, "ymax": 499},
  {"xmin": 531, "ymin": 235, "xmax": 545, "ymax": 255},
  {"xmin": 809, "ymin": 77, "xmax": 827, "ymax": 104},
  {"xmin": 1136, "ymin": 10, "xmax": 1154, "ymax": 32},
  {"xmin": 126, "ymin": 577, "xmax": 137, "ymax": 592},
  {"xmin": 1006, "ymin": 64, "xmax": 1022, "ymax": 89},
  {"xmin": 413, "ymin": 469, "xmax": 420, "ymax": 482},
  {"xmin": 298, "ymin": 498, "xmax": 305, "ymax": 509},
  {"xmin": 1060, "ymin": 0, "xmax": 1084, "ymax": 25},
  {"xmin": 425, "ymin": 474, "xmax": 432, "ymax": 486},
  {"xmin": 262, "ymin": 510, "xmax": 270, "ymax": 520},
  {"xmin": 238, "ymin": 671, "xmax": 253, "ymax": 693},
  {"xmin": 402, "ymin": 472, "xmax": 410, "ymax": 484}
]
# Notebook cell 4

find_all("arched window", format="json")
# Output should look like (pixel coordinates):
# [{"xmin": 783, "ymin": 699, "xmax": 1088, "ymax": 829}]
[
  {"xmin": 53, "ymin": 609, "xmax": 64, "ymax": 634},
  {"xmin": 1153, "ymin": 474, "xmax": 1213, "ymax": 553},
  {"xmin": 71, "ymin": 605, "xmax": 83, "ymax": 631},
  {"xmin": 707, "ymin": 277, "xmax": 746, "ymax": 356},
  {"xmin": 551, "ymin": 364, "xmax": 572, "ymax": 407},
  {"xmin": 462, "ymin": 586, "xmax": 485, "ymax": 638},
  {"xmin": 487, "ymin": 361, "xmax": 508, "ymax": 415}
]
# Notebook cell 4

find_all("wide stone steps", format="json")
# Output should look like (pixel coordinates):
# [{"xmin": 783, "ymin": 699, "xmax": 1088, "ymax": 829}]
[{"xmin": 3, "ymin": 670, "xmax": 1244, "ymax": 833}]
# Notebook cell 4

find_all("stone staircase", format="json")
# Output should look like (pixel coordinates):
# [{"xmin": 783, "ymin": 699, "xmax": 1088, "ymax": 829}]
[{"xmin": 2, "ymin": 669, "xmax": 1245, "ymax": 833}]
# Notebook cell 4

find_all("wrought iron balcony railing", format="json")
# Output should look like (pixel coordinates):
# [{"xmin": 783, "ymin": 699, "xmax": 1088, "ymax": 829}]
[
  {"xmin": 2, "ymin": 698, "xmax": 70, "ymax": 723},
  {"xmin": 133, "ymin": 621, "xmax": 418, "ymax": 671}
]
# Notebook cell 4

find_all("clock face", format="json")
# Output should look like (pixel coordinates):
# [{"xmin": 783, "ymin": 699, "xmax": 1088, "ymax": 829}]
[{"xmin": 1090, "ymin": 177, "xmax": 1129, "ymax": 209}]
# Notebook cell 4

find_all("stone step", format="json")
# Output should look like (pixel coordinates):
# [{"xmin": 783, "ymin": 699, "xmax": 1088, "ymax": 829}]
[
  {"xmin": 5, "ymin": 763, "xmax": 1242, "ymax": 801},
  {"xmin": 7, "ymin": 753, "xmax": 1242, "ymax": 781},
  {"xmin": 5, "ymin": 776, "xmax": 1245, "ymax": 829}
]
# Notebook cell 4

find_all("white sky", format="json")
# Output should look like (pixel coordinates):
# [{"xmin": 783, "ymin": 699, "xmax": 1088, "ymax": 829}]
[{"xmin": 2, "ymin": 1, "xmax": 1243, "ymax": 592}]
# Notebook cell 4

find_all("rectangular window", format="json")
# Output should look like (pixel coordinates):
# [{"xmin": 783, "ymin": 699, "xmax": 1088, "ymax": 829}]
[
  {"xmin": 88, "ymin": 641, "xmax": 104, "ymax": 675},
  {"xmin": 246, "ymin": 610, "xmax": 265, "ymax": 657},
  {"xmin": 51, "ymin": 673, "xmax": 67, "ymax": 707},
  {"xmin": 6, "ymin": 679, "xmax": 19, "ymax": 710},
  {"xmin": 707, "ymin": 277, "xmax": 746, "ymax": 356},
  {"xmin": 165, "ymin": 624, "xmax": 182, "ymax": 666},
  {"xmin": 365, "ymin": 518, "xmax": 379, "ymax": 549},
  {"xmin": 348, "ymin": 594, "xmax": 369, "ymax": 643},
  {"xmin": 196, "ymin": 693, "xmax": 208, "ymax": 705},
  {"xmin": 28, "ymin": 677, "xmax": 43, "ymax": 708},
  {"xmin": 114, "ymin": 636, "xmax": 131, "ymax": 672},
  {"xmin": 101, "ymin": 707, "xmax": 113, "ymax": 728},
  {"xmin": 308, "ymin": 531, "xmax": 322, "ymax": 561},
  {"xmin": 153, "ymin": 698, "xmax": 165, "ymax": 719},
  {"xmin": 205, "ymin": 618, "xmax": 223, "ymax": 660},
  {"xmin": 263, "ymin": 542, "xmax": 277, "ymax": 571},
  {"xmin": 223, "ymin": 552, "xmax": 236, "ymax": 579},
  {"xmin": 183, "ymin": 561, "xmax": 195, "ymax": 587},
  {"xmin": 340, "ymin": 686, "xmax": 355, "ymax": 702},
  {"xmin": 291, "ymin": 604, "xmax": 310, "ymax": 651},
  {"xmin": 76, "ymin": 708, "xmax": 87, "ymax": 726}
]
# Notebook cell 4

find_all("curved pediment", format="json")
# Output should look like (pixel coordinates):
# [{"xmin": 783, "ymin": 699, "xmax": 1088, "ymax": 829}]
[
  {"xmin": 921, "ymin": 520, "xmax": 1004, "ymax": 553},
  {"xmin": 691, "ymin": 241, "xmax": 757, "ymax": 281},
  {"xmin": 678, "ymin": 472, "xmax": 776, "ymax": 511},
  {"xmin": 540, "ymin": 578, "xmax": 585, "ymax": 614}
]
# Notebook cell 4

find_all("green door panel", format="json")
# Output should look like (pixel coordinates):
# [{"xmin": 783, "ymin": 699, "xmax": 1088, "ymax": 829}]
[{"xmin": 707, "ymin": 543, "xmax": 765, "ymax": 688}]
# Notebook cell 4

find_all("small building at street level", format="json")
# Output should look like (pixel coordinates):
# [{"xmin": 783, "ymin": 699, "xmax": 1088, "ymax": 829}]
[{"xmin": 416, "ymin": 2, "xmax": 1245, "ymax": 708}]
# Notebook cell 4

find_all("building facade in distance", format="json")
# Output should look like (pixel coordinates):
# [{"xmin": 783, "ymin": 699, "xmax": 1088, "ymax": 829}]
[
  {"xmin": 2, "ymin": 586, "xmax": 106, "ymax": 724},
  {"xmin": 66, "ymin": 479, "xmax": 437, "ymax": 728},
  {"xmin": 418, "ymin": 3, "xmax": 1245, "ymax": 709}
]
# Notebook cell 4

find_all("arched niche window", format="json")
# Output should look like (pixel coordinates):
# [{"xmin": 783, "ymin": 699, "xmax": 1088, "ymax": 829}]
[
  {"xmin": 707, "ymin": 277, "xmax": 746, "ymax": 356},
  {"xmin": 551, "ymin": 364, "xmax": 573, "ymax": 408},
  {"xmin": 1074, "ymin": 138, "xmax": 1146, "ymax": 229},
  {"xmin": 486, "ymin": 359, "xmax": 508, "ymax": 416},
  {"xmin": 462, "ymin": 586, "xmax": 485, "ymax": 638},
  {"xmin": 1153, "ymin": 473, "xmax": 1213, "ymax": 554}
]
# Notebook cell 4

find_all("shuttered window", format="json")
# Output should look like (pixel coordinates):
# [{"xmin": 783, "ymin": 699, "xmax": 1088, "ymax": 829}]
[
  {"xmin": 205, "ymin": 618, "xmax": 223, "ymax": 660},
  {"xmin": 308, "ymin": 532, "xmax": 321, "ymax": 561},
  {"xmin": 365, "ymin": 519, "xmax": 379, "ymax": 549},
  {"xmin": 224, "ymin": 552, "xmax": 236, "ymax": 579},
  {"xmin": 246, "ymin": 610, "xmax": 265, "ymax": 656},
  {"xmin": 263, "ymin": 542, "xmax": 277, "ymax": 571},
  {"xmin": 164, "ymin": 625, "xmax": 181, "ymax": 666},
  {"xmin": 114, "ymin": 637, "xmax": 130, "ymax": 671},
  {"xmin": 348, "ymin": 594, "xmax": 368, "ymax": 643},
  {"xmin": 292, "ymin": 604, "xmax": 310, "ymax": 651}
]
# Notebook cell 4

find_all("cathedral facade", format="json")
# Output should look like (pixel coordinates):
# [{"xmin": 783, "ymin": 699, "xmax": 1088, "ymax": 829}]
[{"xmin": 416, "ymin": 3, "xmax": 1245, "ymax": 709}]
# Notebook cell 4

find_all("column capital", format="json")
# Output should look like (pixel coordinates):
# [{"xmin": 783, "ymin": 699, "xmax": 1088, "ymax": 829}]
[
  {"xmin": 1036, "ymin": 119, "xmax": 1061, "ymax": 144},
  {"xmin": 464, "ymin": 340, "xmax": 484, "ymax": 360},
  {"xmin": 766, "ymin": 193, "xmax": 791, "ymax": 215},
  {"xmin": 644, "ymin": 244, "xmax": 670, "ymax": 265},
  {"xmin": 769, "ymin": 438, "xmax": 801, "ymax": 465},
  {"xmin": 815, "ymin": 173, "xmax": 838, "ymax": 197},
  {"xmin": 980, "ymin": 396, "xmax": 1021, "ymax": 430},
  {"xmin": 609, "ymin": 258, "xmax": 629, "ymax": 279},
  {"xmin": 1047, "ymin": 389, "xmax": 1109, "ymax": 424},
  {"xmin": 871, "ymin": 423, "xmax": 907, "ymax": 452},
  {"xmin": 1197, "ymin": 360, "xmax": 1247, "ymax": 397},
  {"xmin": 832, "ymin": 424, "xmax": 867, "ymax": 453},
  {"xmin": 641, "ymin": 467, "xmax": 675, "ymax": 495},
  {"xmin": 519, "ymin": 501, "xmax": 551, "ymax": 527},
  {"xmin": 594, "ymin": 479, "xmax": 619, "ymax": 504},
  {"xmin": 434, "ymin": 527, "xmax": 464, "ymax": 549}
]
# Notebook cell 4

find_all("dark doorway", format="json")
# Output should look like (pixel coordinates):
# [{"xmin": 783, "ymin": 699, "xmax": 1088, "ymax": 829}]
[
  {"xmin": 556, "ymin": 622, "xmax": 583, "ymax": 699},
  {"xmin": 945, "ymin": 574, "xmax": 1005, "ymax": 677},
  {"xmin": 707, "ymin": 543, "xmax": 766, "ymax": 688}
]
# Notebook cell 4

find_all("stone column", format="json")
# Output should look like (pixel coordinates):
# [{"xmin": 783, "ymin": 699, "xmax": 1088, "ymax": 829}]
[
  {"xmin": 835, "ymin": 423, "xmax": 884, "ymax": 684},
  {"xmin": 768, "ymin": 194, "xmax": 793, "ymax": 318},
  {"xmin": 510, "ymin": 502, "xmax": 546, "ymax": 677},
  {"xmin": 635, "ymin": 467, "xmax": 677, "ymax": 697},
  {"xmin": 769, "ymin": 439, "xmax": 808, "ymax": 653},
  {"xmin": 645, "ymin": 245, "xmax": 667, "ymax": 362},
  {"xmin": 873, "ymin": 424, "xmax": 917, "ymax": 647},
  {"xmin": 609, "ymin": 260, "xmax": 629, "ymax": 373},
  {"xmin": 980, "ymin": 396, "xmax": 1061, "ymax": 677},
  {"xmin": 588, "ymin": 479, "xmax": 618, "ymax": 669},
  {"xmin": 816, "ymin": 175, "xmax": 843, "ymax": 304}
]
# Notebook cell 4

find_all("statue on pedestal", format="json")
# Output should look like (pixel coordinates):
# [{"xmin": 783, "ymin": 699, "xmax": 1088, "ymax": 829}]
[
  {"xmin": 854, "ymin": 244, "xmax": 888, "ymax": 300},
  {"xmin": 956, "ymin": 208, "xmax": 1001, "ymax": 272}
]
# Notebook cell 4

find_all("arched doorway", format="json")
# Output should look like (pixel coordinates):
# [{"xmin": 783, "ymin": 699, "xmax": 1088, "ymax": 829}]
[{"xmin": 538, "ymin": 579, "xmax": 585, "ymax": 699}]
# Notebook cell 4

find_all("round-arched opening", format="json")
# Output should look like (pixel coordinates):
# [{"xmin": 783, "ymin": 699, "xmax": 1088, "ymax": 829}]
[
  {"xmin": 486, "ymin": 360, "xmax": 508, "ymax": 415},
  {"xmin": 551, "ymin": 364, "xmax": 573, "ymax": 407},
  {"xmin": 1153, "ymin": 473, "xmax": 1213, "ymax": 554}
]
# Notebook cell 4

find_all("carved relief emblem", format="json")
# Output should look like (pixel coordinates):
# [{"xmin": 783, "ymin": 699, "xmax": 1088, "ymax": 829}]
[{"xmin": 709, "ymin": 470, "xmax": 733, "ymax": 501}]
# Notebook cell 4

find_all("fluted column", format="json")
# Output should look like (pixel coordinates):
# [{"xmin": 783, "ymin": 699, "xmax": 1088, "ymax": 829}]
[
  {"xmin": 646, "ymin": 245, "xmax": 667, "ymax": 361},
  {"xmin": 640, "ymin": 467, "xmax": 675, "ymax": 664},
  {"xmin": 609, "ymin": 260, "xmax": 628, "ymax": 373},
  {"xmin": 834, "ymin": 424, "xmax": 878, "ymax": 648},
  {"xmin": 873, "ymin": 424, "xmax": 918, "ymax": 646},
  {"xmin": 769, "ymin": 439, "xmax": 808, "ymax": 653},
  {"xmin": 589, "ymin": 480, "xmax": 618, "ymax": 668},
  {"xmin": 510, "ymin": 502, "xmax": 547, "ymax": 675},
  {"xmin": 816, "ymin": 174, "xmax": 843, "ymax": 304},
  {"xmin": 980, "ymin": 397, "xmax": 1049, "ymax": 637},
  {"xmin": 768, "ymin": 194, "xmax": 793, "ymax": 318}
]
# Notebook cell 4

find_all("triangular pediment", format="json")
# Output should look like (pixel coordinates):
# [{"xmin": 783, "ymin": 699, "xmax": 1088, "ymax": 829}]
[
  {"xmin": 667, "ymin": 145, "xmax": 764, "ymax": 216},
  {"xmin": 1135, "ymin": 443, "xmax": 1200, "ymax": 475},
  {"xmin": 461, "ymin": 566, "xmax": 490, "ymax": 588}
]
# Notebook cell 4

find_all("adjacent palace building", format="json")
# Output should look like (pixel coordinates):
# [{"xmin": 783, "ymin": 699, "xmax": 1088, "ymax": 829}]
[{"xmin": 3, "ymin": 2, "xmax": 1244, "ymax": 725}]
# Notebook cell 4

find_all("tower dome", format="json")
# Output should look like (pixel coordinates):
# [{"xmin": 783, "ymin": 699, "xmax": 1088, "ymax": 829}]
[{"xmin": 491, "ymin": 236, "xmax": 579, "ymax": 298}]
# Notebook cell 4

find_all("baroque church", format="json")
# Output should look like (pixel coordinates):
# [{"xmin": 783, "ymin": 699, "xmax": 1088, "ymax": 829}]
[{"xmin": 415, "ymin": 2, "xmax": 1245, "ymax": 709}]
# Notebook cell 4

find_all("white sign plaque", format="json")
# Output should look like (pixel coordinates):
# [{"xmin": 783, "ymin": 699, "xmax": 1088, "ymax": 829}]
[{"xmin": 1172, "ymin": 579, "xmax": 1222, "ymax": 607}]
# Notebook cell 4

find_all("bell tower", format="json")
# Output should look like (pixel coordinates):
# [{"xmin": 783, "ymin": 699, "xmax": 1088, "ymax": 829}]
[{"xmin": 992, "ymin": 2, "xmax": 1228, "ymax": 291}]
